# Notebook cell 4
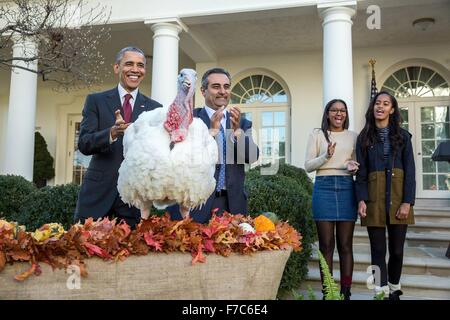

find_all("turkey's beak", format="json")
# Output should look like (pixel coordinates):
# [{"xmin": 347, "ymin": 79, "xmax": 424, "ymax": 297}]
[{"xmin": 182, "ymin": 79, "xmax": 191, "ymax": 91}]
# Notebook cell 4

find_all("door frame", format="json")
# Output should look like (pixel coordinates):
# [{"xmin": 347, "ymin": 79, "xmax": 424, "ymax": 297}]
[
  {"xmin": 66, "ymin": 114, "xmax": 83, "ymax": 183},
  {"xmin": 400, "ymin": 97, "xmax": 450, "ymax": 198}
]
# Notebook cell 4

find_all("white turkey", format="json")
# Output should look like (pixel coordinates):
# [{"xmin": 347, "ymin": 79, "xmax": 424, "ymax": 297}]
[{"xmin": 117, "ymin": 69, "xmax": 218, "ymax": 218}]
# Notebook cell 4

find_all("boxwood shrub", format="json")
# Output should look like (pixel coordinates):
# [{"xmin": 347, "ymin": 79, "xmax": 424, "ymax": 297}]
[
  {"xmin": 16, "ymin": 184, "xmax": 80, "ymax": 231},
  {"xmin": 245, "ymin": 164, "xmax": 315, "ymax": 294},
  {"xmin": 0, "ymin": 175, "xmax": 37, "ymax": 221}
]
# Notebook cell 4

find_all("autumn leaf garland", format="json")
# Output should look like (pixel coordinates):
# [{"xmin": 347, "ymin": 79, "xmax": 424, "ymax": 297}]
[{"xmin": 0, "ymin": 213, "xmax": 302, "ymax": 281}]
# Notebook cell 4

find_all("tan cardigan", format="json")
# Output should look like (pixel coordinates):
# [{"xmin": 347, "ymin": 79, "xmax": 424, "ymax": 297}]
[{"xmin": 304, "ymin": 129, "xmax": 358, "ymax": 176}]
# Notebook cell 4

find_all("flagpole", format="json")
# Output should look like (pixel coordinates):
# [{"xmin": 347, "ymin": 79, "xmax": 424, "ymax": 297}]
[{"xmin": 369, "ymin": 59, "xmax": 378, "ymax": 101}]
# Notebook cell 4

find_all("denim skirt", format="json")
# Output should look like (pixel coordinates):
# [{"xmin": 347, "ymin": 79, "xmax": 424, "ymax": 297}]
[{"xmin": 312, "ymin": 175, "xmax": 357, "ymax": 221}]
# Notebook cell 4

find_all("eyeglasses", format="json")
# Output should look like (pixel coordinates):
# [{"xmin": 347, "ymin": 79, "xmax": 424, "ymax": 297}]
[{"xmin": 329, "ymin": 109, "xmax": 347, "ymax": 114}]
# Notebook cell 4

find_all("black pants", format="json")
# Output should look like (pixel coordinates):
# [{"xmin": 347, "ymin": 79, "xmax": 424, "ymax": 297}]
[
  {"xmin": 367, "ymin": 223, "xmax": 407, "ymax": 287},
  {"xmin": 211, "ymin": 193, "xmax": 230, "ymax": 216},
  {"xmin": 77, "ymin": 194, "xmax": 140, "ymax": 229}
]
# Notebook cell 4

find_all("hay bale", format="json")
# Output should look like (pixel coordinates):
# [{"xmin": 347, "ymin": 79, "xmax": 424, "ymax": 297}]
[{"xmin": 0, "ymin": 248, "xmax": 291, "ymax": 299}]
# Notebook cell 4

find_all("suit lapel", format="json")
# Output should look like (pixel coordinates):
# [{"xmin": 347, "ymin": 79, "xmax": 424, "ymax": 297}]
[
  {"xmin": 132, "ymin": 92, "xmax": 146, "ymax": 122},
  {"xmin": 106, "ymin": 87, "xmax": 122, "ymax": 119},
  {"xmin": 197, "ymin": 107, "xmax": 211, "ymax": 129}
]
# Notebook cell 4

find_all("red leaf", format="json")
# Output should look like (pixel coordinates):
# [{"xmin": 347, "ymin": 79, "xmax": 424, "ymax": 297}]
[
  {"xmin": 203, "ymin": 239, "xmax": 215, "ymax": 253},
  {"xmin": 83, "ymin": 242, "xmax": 111, "ymax": 259},
  {"xmin": 202, "ymin": 225, "xmax": 219, "ymax": 238},
  {"xmin": 144, "ymin": 232, "xmax": 162, "ymax": 251},
  {"xmin": 191, "ymin": 243, "xmax": 206, "ymax": 265}
]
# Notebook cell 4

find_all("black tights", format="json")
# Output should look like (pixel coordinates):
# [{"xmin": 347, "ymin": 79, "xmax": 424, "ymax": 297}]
[
  {"xmin": 316, "ymin": 221, "xmax": 355, "ymax": 289},
  {"xmin": 367, "ymin": 224, "xmax": 407, "ymax": 287}
]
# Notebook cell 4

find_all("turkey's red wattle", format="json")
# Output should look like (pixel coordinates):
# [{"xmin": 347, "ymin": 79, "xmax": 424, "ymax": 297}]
[{"xmin": 164, "ymin": 99, "xmax": 193, "ymax": 143}]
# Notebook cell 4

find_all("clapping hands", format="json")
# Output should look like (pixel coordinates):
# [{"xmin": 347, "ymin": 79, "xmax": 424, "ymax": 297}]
[{"xmin": 327, "ymin": 142, "xmax": 336, "ymax": 158}]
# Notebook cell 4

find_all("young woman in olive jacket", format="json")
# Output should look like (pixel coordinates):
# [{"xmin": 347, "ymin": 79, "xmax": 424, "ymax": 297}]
[{"xmin": 356, "ymin": 91, "xmax": 416, "ymax": 300}]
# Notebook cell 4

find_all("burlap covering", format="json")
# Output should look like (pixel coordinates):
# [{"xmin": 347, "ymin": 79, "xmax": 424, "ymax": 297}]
[{"xmin": 0, "ymin": 248, "xmax": 291, "ymax": 300}]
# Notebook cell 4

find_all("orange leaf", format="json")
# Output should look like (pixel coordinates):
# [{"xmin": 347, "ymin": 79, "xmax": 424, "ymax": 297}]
[
  {"xmin": 117, "ymin": 222, "xmax": 131, "ymax": 240},
  {"xmin": 115, "ymin": 248, "xmax": 130, "ymax": 261},
  {"xmin": 191, "ymin": 243, "xmax": 206, "ymax": 265},
  {"xmin": 14, "ymin": 263, "xmax": 37, "ymax": 281},
  {"xmin": 0, "ymin": 251, "xmax": 6, "ymax": 272}
]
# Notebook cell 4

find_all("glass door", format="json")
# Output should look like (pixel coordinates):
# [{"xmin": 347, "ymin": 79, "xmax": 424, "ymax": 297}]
[
  {"xmin": 239, "ymin": 105, "xmax": 290, "ymax": 169},
  {"xmin": 66, "ymin": 115, "xmax": 92, "ymax": 185},
  {"xmin": 414, "ymin": 101, "xmax": 450, "ymax": 198}
]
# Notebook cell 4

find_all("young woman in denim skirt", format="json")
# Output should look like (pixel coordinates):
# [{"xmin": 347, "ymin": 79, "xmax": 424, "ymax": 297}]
[
  {"xmin": 356, "ymin": 92, "xmax": 415, "ymax": 300},
  {"xmin": 305, "ymin": 99, "xmax": 359, "ymax": 300}
]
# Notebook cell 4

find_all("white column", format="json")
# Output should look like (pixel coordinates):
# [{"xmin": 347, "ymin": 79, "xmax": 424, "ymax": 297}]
[
  {"xmin": 3, "ymin": 36, "xmax": 38, "ymax": 181},
  {"xmin": 319, "ymin": 5, "xmax": 356, "ymax": 128},
  {"xmin": 149, "ymin": 22, "xmax": 182, "ymax": 108}
]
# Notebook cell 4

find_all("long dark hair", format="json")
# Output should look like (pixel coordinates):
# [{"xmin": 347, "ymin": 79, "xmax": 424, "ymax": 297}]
[
  {"xmin": 321, "ymin": 99, "xmax": 349, "ymax": 143},
  {"xmin": 358, "ymin": 91, "xmax": 404, "ymax": 155}
]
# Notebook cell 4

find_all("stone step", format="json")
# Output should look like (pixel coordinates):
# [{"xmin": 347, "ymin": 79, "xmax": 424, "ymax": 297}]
[
  {"xmin": 303, "ymin": 267, "xmax": 450, "ymax": 300},
  {"xmin": 355, "ymin": 221, "xmax": 450, "ymax": 234},
  {"xmin": 414, "ymin": 199, "xmax": 450, "ymax": 209},
  {"xmin": 413, "ymin": 207, "xmax": 450, "ymax": 224},
  {"xmin": 309, "ymin": 246, "xmax": 450, "ymax": 277},
  {"xmin": 291, "ymin": 288, "xmax": 438, "ymax": 300},
  {"xmin": 353, "ymin": 230, "xmax": 450, "ymax": 248}
]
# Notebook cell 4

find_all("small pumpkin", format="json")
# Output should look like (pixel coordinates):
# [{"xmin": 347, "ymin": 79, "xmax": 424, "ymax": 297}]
[{"xmin": 254, "ymin": 215, "xmax": 276, "ymax": 232}]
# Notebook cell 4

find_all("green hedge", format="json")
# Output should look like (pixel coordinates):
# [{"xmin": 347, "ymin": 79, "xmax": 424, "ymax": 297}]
[
  {"xmin": 1, "ymin": 164, "xmax": 315, "ymax": 295},
  {"xmin": 16, "ymin": 184, "xmax": 80, "ymax": 231},
  {"xmin": 245, "ymin": 164, "xmax": 315, "ymax": 294},
  {"xmin": 0, "ymin": 175, "xmax": 37, "ymax": 221}
]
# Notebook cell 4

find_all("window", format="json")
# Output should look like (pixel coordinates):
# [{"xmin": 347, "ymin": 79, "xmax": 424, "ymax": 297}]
[
  {"xmin": 419, "ymin": 105, "xmax": 450, "ymax": 191},
  {"xmin": 231, "ymin": 73, "xmax": 290, "ymax": 165},
  {"xmin": 231, "ymin": 75, "xmax": 288, "ymax": 104},
  {"xmin": 381, "ymin": 66, "xmax": 449, "ymax": 98},
  {"xmin": 67, "ymin": 116, "xmax": 91, "ymax": 185},
  {"xmin": 72, "ymin": 121, "xmax": 91, "ymax": 185}
]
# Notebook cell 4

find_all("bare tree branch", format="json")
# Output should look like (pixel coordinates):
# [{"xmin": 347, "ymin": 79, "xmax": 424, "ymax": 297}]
[{"xmin": 0, "ymin": 0, "xmax": 111, "ymax": 91}]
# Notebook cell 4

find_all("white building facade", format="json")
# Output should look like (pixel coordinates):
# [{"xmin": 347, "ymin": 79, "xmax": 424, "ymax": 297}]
[{"xmin": 0, "ymin": 0, "xmax": 449, "ymax": 201}]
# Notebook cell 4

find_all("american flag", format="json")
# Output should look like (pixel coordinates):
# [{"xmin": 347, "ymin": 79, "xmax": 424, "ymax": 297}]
[{"xmin": 369, "ymin": 59, "xmax": 378, "ymax": 101}]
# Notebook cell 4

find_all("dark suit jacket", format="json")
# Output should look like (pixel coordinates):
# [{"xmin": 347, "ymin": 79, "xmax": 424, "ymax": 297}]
[
  {"xmin": 74, "ymin": 87, "xmax": 162, "ymax": 221},
  {"xmin": 169, "ymin": 107, "xmax": 259, "ymax": 223}
]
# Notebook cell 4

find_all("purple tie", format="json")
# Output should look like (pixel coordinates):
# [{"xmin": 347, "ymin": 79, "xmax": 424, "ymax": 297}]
[{"xmin": 123, "ymin": 94, "xmax": 132, "ymax": 123}]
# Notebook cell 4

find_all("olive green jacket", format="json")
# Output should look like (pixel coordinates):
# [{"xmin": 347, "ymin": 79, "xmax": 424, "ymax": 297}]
[{"xmin": 356, "ymin": 128, "xmax": 416, "ymax": 227}]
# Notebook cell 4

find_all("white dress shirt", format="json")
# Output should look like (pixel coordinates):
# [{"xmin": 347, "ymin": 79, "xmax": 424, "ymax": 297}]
[{"xmin": 118, "ymin": 83, "xmax": 138, "ymax": 111}]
